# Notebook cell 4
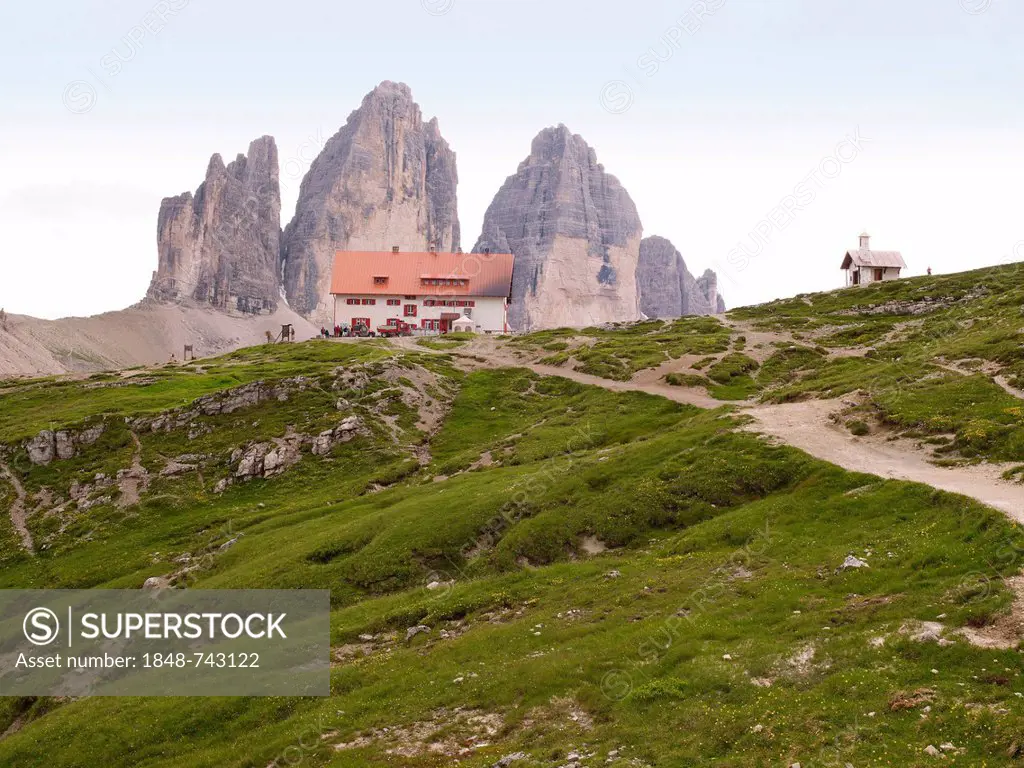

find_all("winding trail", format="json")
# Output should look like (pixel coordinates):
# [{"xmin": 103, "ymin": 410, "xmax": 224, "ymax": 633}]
[
  {"xmin": 935, "ymin": 361, "xmax": 1024, "ymax": 403},
  {"xmin": 400, "ymin": 336, "xmax": 1024, "ymax": 521},
  {"xmin": 518, "ymin": 362, "xmax": 725, "ymax": 410},
  {"xmin": 0, "ymin": 460, "xmax": 35, "ymax": 553},
  {"xmin": 996, "ymin": 375, "xmax": 1024, "ymax": 402},
  {"xmin": 745, "ymin": 399, "xmax": 1024, "ymax": 520},
  {"xmin": 117, "ymin": 431, "xmax": 149, "ymax": 508},
  {"xmin": 523, "ymin": 363, "xmax": 1024, "ymax": 518}
]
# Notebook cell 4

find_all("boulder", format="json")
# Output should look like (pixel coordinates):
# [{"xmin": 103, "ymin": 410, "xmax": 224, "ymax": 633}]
[
  {"xmin": 26, "ymin": 430, "xmax": 56, "ymax": 465},
  {"xmin": 262, "ymin": 448, "xmax": 284, "ymax": 475},
  {"xmin": 836, "ymin": 555, "xmax": 870, "ymax": 572},
  {"xmin": 235, "ymin": 445, "xmax": 267, "ymax": 479},
  {"xmin": 312, "ymin": 416, "xmax": 364, "ymax": 456},
  {"xmin": 78, "ymin": 424, "xmax": 105, "ymax": 445},
  {"xmin": 54, "ymin": 431, "xmax": 76, "ymax": 460},
  {"xmin": 405, "ymin": 625, "xmax": 431, "ymax": 642},
  {"xmin": 312, "ymin": 430, "xmax": 335, "ymax": 457}
]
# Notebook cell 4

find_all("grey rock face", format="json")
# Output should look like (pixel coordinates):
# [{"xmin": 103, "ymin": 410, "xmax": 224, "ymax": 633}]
[
  {"xmin": 26, "ymin": 430, "xmax": 56, "ymax": 465},
  {"xmin": 55, "ymin": 431, "xmax": 76, "ymax": 460},
  {"xmin": 474, "ymin": 125, "xmax": 643, "ymax": 331},
  {"xmin": 695, "ymin": 269, "xmax": 721, "ymax": 316},
  {"xmin": 280, "ymin": 82, "xmax": 460, "ymax": 323},
  {"xmin": 636, "ymin": 236, "xmax": 725, "ymax": 318},
  {"xmin": 130, "ymin": 377, "xmax": 316, "ymax": 434},
  {"xmin": 25, "ymin": 423, "xmax": 106, "ymax": 465},
  {"xmin": 234, "ymin": 437, "xmax": 302, "ymax": 480},
  {"xmin": 311, "ymin": 416, "xmax": 364, "ymax": 456},
  {"xmin": 148, "ymin": 136, "xmax": 281, "ymax": 314},
  {"xmin": 637, "ymin": 236, "xmax": 685, "ymax": 319}
]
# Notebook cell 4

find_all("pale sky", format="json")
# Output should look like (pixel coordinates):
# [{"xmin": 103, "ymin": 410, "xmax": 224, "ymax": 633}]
[{"xmin": 2, "ymin": 0, "xmax": 1022, "ymax": 319}]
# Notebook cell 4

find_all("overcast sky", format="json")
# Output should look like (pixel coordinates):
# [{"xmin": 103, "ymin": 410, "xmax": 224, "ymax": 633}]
[{"xmin": 2, "ymin": 0, "xmax": 1022, "ymax": 319}]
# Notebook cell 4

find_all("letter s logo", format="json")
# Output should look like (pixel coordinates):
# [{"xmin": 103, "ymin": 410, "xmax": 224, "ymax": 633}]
[{"xmin": 24, "ymin": 607, "xmax": 60, "ymax": 646}]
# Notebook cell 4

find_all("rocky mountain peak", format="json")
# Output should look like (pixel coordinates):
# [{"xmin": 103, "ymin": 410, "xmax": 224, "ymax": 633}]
[
  {"xmin": 279, "ymin": 83, "xmax": 460, "ymax": 322},
  {"xmin": 148, "ymin": 135, "xmax": 281, "ymax": 314},
  {"xmin": 474, "ymin": 126, "xmax": 642, "ymax": 331},
  {"xmin": 637, "ymin": 236, "xmax": 725, "ymax": 318}
]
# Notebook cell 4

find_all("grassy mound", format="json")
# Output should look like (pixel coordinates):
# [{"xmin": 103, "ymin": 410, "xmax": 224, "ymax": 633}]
[{"xmin": 2, "ymin": 265, "xmax": 1024, "ymax": 764}]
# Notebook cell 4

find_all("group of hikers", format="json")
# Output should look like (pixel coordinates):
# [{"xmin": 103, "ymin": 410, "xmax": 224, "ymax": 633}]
[{"xmin": 320, "ymin": 325, "xmax": 356, "ymax": 338}]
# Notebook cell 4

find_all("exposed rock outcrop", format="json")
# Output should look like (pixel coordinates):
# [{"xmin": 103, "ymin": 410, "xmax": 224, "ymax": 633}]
[
  {"xmin": 474, "ymin": 125, "xmax": 643, "ymax": 331},
  {"xmin": 25, "ymin": 424, "xmax": 106, "ymax": 466},
  {"xmin": 311, "ymin": 416, "xmax": 364, "ymax": 456},
  {"xmin": 636, "ymin": 236, "xmax": 725, "ymax": 318},
  {"xmin": 148, "ymin": 136, "xmax": 281, "ymax": 314},
  {"xmin": 128, "ymin": 377, "xmax": 318, "ymax": 434},
  {"xmin": 232, "ymin": 417, "xmax": 365, "ymax": 481},
  {"xmin": 280, "ymin": 82, "xmax": 460, "ymax": 323}
]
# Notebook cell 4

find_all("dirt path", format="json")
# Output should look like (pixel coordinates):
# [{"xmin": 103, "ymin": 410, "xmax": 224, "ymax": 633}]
[
  {"xmin": 441, "ymin": 337, "xmax": 727, "ymax": 410},
  {"xmin": 936, "ymin": 361, "xmax": 1024, "ymax": 402},
  {"xmin": 745, "ymin": 399, "xmax": 1024, "ymax": 521},
  {"xmin": 519, "ymin": 362, "xmax": 726, "ymax": 409},
  {"xmin": 996, "ymin": 375, "xmax": 1024, "ymax": 401},
  {"xmin": 717, "ymin": 317, "xmax": 799, "ymax": 364},
  {"xmin": 0, "ymin": 460, "xmax": 35, "ymax": 553},
  {"xmin": 395, "ymin": 336, "xmax": 1024, "ymax": 519},
  {"xmin": 117, "ymin": 431, "xmax": 149, "ymax": 508}
]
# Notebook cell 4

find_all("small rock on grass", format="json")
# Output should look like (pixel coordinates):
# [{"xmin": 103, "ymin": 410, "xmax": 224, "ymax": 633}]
[
  {"xmin": 405, "ymin": 625, "xmax": 431, "ymax": 642},
  {"xmin": 492, "ymin": 753, "xmax": 526, "ymax": 767},
  {"xmin": 836, "ymin": 555, "xmax": 870, "ymax": 573}
]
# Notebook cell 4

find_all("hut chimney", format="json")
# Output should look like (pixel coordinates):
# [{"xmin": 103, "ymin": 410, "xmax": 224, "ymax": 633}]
[{"xmin": 859, "ymin": 232, "xmax": 871, "ymax": 250}]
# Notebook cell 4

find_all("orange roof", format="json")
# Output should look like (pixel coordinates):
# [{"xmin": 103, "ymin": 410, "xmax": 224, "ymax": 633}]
[{"xmin": 330, "ymin": 250, "xmax": 514, "ymax": 298}]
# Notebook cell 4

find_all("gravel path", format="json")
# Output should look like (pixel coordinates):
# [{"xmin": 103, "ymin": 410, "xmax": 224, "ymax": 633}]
[
  {"xmin": 0, "ymin": 460, "xmax": 34, "ymax": 553},
  {"xmin": 398, "ymin": 335, "xmax": 1024, "ymax": 520},
  {"xmin": 744, "ymin": 399, "xmax": 1024, "ymax": 521}
]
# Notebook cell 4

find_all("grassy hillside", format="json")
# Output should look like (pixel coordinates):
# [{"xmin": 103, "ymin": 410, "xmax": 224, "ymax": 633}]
[
  {"xmin": 513, "ymin": 262, "xmax": 1024, "ymax": 467},
  {"xmin": 2, "ymin": 265, "xmax": 1024, "ymax": 765}
]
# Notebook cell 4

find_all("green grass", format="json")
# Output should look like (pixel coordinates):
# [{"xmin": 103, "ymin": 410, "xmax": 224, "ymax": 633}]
[
  {"xmin": 416, "ymin": 332, "xmax": 475, "ymax": 351},
  {"xmin": 706, "ymin": 353, "xmax": 760, "ymax": 400},
  {"xmin": 665, "ymin": 372, "xmax": 709, "ymax": 388},
  {"xmin": 3, "ymin": 428, "xmax": 1023, "ymax": 765},
  {"xmin": 0, "ymin": 342, "xmax": 391, "ymax": 444},
  {"xmin": 5, "ymin": 268, "xmax": 1024, "ymax": 764},
  {"xmin": 514, "ymin": 317, "xmax": 731, "ymax": 381},
  {"xmin": 504, "ymin": 263, "xmax": 1024, "ymax": 463}
]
